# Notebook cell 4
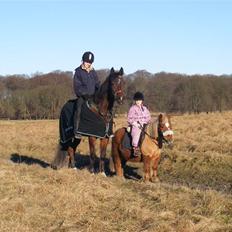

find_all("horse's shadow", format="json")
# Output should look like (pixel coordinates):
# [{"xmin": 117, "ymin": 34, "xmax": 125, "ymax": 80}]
[
  {"xmin": 75, "ymin": 153, "xmax": 142, "ymax": 179},
  {"xmin": 10, "ymin": 152, "xmax": 92, "ymax": 171},
  {"xmin": 74, "ymin": 153, "xmax": 91, "ymax": 169},
  {"xmin": 74, "ymin": 153, "xmax": 113, "ymax": 176},
  {"xmin": 10, "ymin": 153, "xmax": 50, "ymax": 168},
  {"xmin": 10, "ymin": 152, "xmax": 142, "ymax": 180},
  {"xmin": 123, "ymin": 165, "xmax": 142, "ymax": 180}
]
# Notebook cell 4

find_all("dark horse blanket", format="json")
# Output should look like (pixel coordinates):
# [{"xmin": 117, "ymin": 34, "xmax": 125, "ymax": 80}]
[{"xmin": 59, "ymin": 99, "xmax": 113, "ymax": 144}]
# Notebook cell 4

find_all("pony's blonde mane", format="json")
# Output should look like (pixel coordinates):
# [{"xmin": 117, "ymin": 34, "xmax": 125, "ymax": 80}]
[{"xmin": 148, "ymin": 118, "xmax": 158, "ymax": 139}]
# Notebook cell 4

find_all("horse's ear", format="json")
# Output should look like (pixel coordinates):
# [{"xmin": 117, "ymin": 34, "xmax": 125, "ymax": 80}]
[
  {"xmin": 119, "ymin": 67, "xmax": 124, "ymax": 75},
  {"xmin": 110, "ymin": 67, "xmax": 115, "ymax": 74},
  {"xmin": 158, "ymin": 113, "xmax": 163, "ymax": 122}
]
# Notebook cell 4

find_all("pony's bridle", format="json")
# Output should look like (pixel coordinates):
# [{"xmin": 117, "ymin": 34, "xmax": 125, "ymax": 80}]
[{"xmin": 158, "ymin": 121, "xmax": 174, "ymax": 144}]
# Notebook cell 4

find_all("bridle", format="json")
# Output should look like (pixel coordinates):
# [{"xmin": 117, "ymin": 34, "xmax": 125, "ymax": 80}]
[
  {"xmin": 88, "ymin": 72, "xmax": 124, "ymax": 123},
  {"xmin": 158, "ymin": 120, "xmax": 174, "ymax": 144},
  {"xmin": 137, "ymin": 119, "xmax": 173, "ymax": 145},
  {"xmin": 112, "ymin": 75, "xmax": 124, "ymax": 104}
]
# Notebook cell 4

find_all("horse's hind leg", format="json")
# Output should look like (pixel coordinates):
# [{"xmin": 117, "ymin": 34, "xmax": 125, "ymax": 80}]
[
  {"xmin": 67, "ymin": 138, "xmax": 81, "ymax": 169},
  {"xmin": 88, "ymin": 137, "xmax": 97, "ymax": 173},
  {"xmin": 67, "ymin": 147, "xmax": 76, "ymax": 168},
  {"xmin": 99, "ymin": 138, "xmax": 109, "ymax": 175}
]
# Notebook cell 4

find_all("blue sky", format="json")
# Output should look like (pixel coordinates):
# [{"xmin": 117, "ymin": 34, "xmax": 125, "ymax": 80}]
[{"xmin": 0, "ymin": 0, "xmax": 231, "ymax": 75}]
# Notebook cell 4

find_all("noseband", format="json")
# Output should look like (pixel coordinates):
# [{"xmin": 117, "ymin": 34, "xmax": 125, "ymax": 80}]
[
  {"xmin": 112, "ymin": 76, "xmax": 124, "ymax": 99},
  {"xmin": 158, "ymin": 121, "xmax": 174, "ymax": 144}
]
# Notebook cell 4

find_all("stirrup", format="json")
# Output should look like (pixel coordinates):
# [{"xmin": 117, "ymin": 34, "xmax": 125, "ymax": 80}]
[
  {"xmin": 74, "ymin": 133, "xmax": 82, "ymax": 139},
  {"xmin": 133, "ymin": 147, "xmax": 141, "ymax": 157}
]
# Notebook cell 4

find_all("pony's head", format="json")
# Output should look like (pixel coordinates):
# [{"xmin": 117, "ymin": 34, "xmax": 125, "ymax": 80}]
[
  {"xmin": 157, "ymin": 113, "xmax": 174, "ymax": 146},
  {"xmin": 109, "ymin": 67, "xmax": 124, "ymax": 104}
]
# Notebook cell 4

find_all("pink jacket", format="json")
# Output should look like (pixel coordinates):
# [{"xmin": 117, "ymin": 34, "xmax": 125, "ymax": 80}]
[{"xmin": 127, "ymin": 104, "xmax": 151, "ymax": 126}]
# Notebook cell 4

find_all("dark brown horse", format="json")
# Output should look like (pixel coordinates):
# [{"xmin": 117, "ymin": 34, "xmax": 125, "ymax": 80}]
[
  {"xmin": 111, "ymin": 113, "xmax": 173, "ymax": 182},
  {"xmin": 52, "ymin": 67, "xmax": 125, "ymax": 174}
]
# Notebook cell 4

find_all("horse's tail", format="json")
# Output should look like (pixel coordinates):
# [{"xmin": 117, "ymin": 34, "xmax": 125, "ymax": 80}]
[{"xmin": 51, "ymin": 144, "xmax": 68, "ymax": 169}]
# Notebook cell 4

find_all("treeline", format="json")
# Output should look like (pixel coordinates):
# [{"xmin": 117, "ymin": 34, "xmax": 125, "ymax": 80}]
[
  {"xmin": 0, "ymin": 70, "xmax": 232, "ymax": 119},
  {"xmin": 129, "ymin": 71, "xmax": 232, "ymax": 114}
]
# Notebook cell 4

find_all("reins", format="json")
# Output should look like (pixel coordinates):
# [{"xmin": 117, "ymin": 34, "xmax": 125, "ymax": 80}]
[
  {"xmin": 137, "ymin": 121, "xmax": 170, "ymax": 144},
  {"xmin": 137, "ymin": 121, "xmax": 156, "ymax": 140}
]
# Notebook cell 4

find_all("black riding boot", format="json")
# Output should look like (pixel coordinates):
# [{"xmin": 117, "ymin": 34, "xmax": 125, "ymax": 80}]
[{"xmin": 74, "ymin": 97, "xmax": 84, "ymax": 139}]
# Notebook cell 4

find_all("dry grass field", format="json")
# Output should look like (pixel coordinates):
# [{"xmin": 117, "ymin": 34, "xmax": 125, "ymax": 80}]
[{"xmin": 0, "ymin": 112, "xmax": 232, "ymax": 232}]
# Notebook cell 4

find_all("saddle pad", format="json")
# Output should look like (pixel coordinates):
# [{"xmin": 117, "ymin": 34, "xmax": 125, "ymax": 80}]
[
  {"xmin": 122, "ymin": 130, "xmax": 133, "ymax": 150},
  {"xmin": 59, "ymin": 99, "xmax": 113, "ymax": 144},
  {"xmin": 76, "ymin": 102, "xmax": 113, "ymax": 138}
]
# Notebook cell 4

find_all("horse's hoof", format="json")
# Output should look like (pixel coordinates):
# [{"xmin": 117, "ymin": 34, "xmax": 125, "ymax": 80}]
[
  {"xmin": 150, "ymin": 177, "xmax": 160, "ymax": 183},
  {"xmin": 50, "ymin": 164, "xmax": 57, "ymax": 170},
  {"xmin": 142, "ymin": 177, "xmax": 150, "ymax": 183},
  {"xmin": 100, "ymin": 172, "xmax": 107, "ymax": 177},
  {"xmin": 89, "ymin": 167, "xmax": 95, "ymax": 174},
  {"xmin": 72, "ymin": 167, "xmax": 77, "ymax": 170}
]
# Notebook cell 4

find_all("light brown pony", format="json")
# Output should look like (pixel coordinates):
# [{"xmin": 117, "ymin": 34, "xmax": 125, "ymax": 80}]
[
  {"xmin": 111, "ymin": 113, "xmax": 173, "ymax": 182},
  {"xmin": 51, "ymin": 67, "xmax": 125, "ymax": 175}
]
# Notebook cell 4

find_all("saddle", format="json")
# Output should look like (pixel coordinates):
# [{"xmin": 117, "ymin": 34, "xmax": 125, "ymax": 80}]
[
  {"xmin": 59, "ymin": 99, "xmax": 113, "ymax": 144},
  {"xmin": 122, "ymin": 126, "xmax": 146, "ymax": 157}
]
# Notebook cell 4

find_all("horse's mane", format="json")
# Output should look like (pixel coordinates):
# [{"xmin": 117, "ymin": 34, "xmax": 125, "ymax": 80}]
[
  {"xmin": 148, "ymin": 117, "xmax": 159, "ymax": 139},
  {"xmin": 98, "ymin": 76, "xmax": 111, "ymax": 97},
  {"xmin": 92, "ymin": 68, "xmax": 123, "ymax": 114},
  {"xmin": 94, "ymin": 75, "xmax": 110, "ymax": 102},
  {"xmin": 93, "ymin": 72, "xmax": 115, "ymax": 112}
]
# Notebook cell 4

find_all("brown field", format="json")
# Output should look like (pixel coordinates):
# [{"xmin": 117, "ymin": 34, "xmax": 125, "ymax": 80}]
[{"xmin": 0, "ymin": 112, "xmax": 232, "ymax": 232}]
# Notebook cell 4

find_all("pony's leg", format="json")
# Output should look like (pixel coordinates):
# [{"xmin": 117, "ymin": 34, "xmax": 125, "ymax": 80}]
[
  {"xmin": 88, "ymin": 137, "xmax": 97, "ymax": 173},
  {"xmin": 143, "ymin": 156, "xmax": 151, "ymax": 182},
  {"xmin": 151, "ymin": 155, "xmax": 161, "ymax": 182},
  {"xmin": 113, "ymin": 155, "xmax": 123, "ymax": 177},
  {"xmin": 99, "ymin": 138, "xmax": 109, "ymax": 174}
]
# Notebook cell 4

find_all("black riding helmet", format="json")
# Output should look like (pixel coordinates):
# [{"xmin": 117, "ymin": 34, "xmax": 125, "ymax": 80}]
[
  {"xmin": 82, "ymin": 51, "xmax": 94, "ymax": 64},
  {"xmin": 133, "ymin": 91, "xmax": 144, "ymax": 101}
]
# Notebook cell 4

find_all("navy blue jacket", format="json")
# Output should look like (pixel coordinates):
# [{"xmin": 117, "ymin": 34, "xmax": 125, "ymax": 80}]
[{"xmin": 73, "ymin": 66, "xmax": 100, "ymax": 97}]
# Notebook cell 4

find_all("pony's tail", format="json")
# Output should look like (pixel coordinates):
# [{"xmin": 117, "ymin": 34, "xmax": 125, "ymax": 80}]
[{"xmin": 51, "ymin": 144, "xmax": 68, "ymax": 170}]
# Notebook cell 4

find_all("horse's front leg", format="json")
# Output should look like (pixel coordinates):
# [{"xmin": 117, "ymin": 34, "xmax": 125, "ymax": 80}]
[
  {"xmin": 151, "ymin": 154, "xmax": 161, "ymax": 183},
  {"xmin": 143, "ymin": 156, "xmax": 152, "ymax": 182},
  {"xmin": 99, "ymin": 138, "xmax": 109, "ymax": 175},
  {"xmin": 88, "ymin": 137, "xmax": 97, "ymax": 173}
]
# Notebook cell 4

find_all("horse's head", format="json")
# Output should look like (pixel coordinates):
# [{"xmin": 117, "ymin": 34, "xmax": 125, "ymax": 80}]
[
  {"xmin": 157, "ymin": 113, "xmax": 174, "ymax": 146},
  {"xmin": 109, "ymin": 67, "xmax": 125, "ymax": 104}
]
